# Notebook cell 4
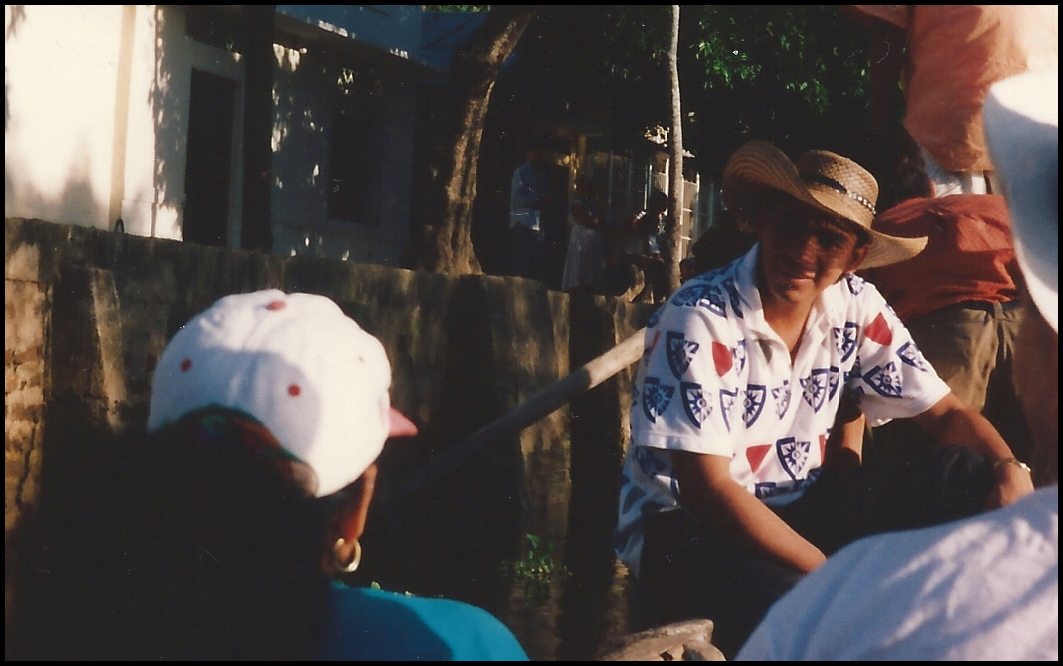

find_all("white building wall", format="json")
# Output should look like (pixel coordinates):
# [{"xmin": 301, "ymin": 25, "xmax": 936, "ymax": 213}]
[
  {"xmin": 5, "ymin": 5, "xmax": 124, "ymax": 229},
  {"xmin": 136, "ymin": 5, "xmax": 244, "ymax": 243},
  {"xmin": 7, "ymin": 5, "xmax": 416, "ymax": 263},
  {"xmin": 119, "ymin": 5, "xmax": 162, "ymax": 239},
  {"xmin": 5, "ymin": 5, "xmax": 244, "ymax": 244}
]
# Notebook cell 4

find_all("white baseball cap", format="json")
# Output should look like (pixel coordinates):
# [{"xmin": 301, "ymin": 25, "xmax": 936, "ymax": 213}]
[
  {"xmin": 147, "ymin": 290, "xmax": 417, "ymax": 496},
  {"xmin": 983, "ymin": 70, "xmax": 1058, "ymax": 333}
]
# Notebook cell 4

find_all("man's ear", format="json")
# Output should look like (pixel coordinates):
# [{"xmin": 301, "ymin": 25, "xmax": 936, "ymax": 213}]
[{"xmin": 847, "ymin": 244, "xmax": 871, "ymax": 273}]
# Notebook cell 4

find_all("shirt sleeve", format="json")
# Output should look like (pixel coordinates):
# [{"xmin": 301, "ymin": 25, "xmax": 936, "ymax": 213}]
[
  {"xmin": 845, "ymin": 280, "xmax": 950, "ymax": 425},
  {"xmin": 631, "ymin": 291, "xmax": 740, "ymax": 458}
]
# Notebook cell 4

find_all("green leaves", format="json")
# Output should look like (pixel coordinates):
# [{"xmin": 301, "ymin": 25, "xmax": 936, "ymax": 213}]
[
  {"xmin": 499, "ymin": 533, "xmax": 571, "ymax": 603},
  {"xmin": 488, "ymin": 5, "xmax": 871, "ymax": 174}
]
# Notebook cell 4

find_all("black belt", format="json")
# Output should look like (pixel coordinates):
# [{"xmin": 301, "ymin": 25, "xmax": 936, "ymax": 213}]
[{"xmin": 948, "ymin": 300, "xmax": 1021, "ymax": 312}]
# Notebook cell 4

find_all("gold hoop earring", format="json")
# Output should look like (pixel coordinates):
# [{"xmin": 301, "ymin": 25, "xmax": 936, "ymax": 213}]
[{"xmin": 333, "ymin": 537, "xmax": 362, "ymax": 573}]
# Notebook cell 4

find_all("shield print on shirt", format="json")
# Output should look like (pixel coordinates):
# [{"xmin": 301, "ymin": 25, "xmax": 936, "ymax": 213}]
[
  {"xmin": 863, "ymin": 361, "xmax": 904, "ymax": 397},
  {"xmin": 681, "ymin": 381, "xmax": 711, "ymax": 428},
  {"xmin": 772, "ymin": 381, "xmax": 791, "ymax": 418},
  {"xmin": 635, "ymin": 446, "xmax": 667, "ymax": 477},
  {"xmin": 732, "ymin": 339, "xmax": 748, "ymax": 374},
  {"xmin": 642, "ymin": 377, "xmax": 676, "ymax": 422},
  {"xmin": 743, "ymin": 384, "xmax": 767, "ymax": 428},
  {"xmin": 845, "ymin": 273, "xmax": 865, "ymax": 295},
  {"xmin": 800, "ymin": 368, "xmax": 830, "ymax": 412},
  {"xmin": 828, "ymin": 366, "xmax": 841, "ymax": 399},
  {"xmin": 722, "ymin": 277, "xmax": 744, "ymax": 318},
  {"xmin": 719, "ymin": 387, "xmax": 739, "ymax": 431},
  {"xmin": 845, "ymin": 355, "xmax": 862, "ymax": 384},
  {"xmin": 666, "ymin": 332, "xmax": 700, "ymax": 379},
  {"xmin": 776, "ymin": 437, "xmax": 812, "ymax": 481},
  {"xmin": 832, "ymin": 322, "xmax": 858, "ymax": 362},
  {"xmin": 671, "ymin": 282, "xmax": 704, "ymax": 307},
  {"xmin": 672, "ymin": 282, "xmax": 727, "ymax": 318},
  {"xmin": 897, "ymin": 341, "xmax": 930, "ymax": 372},
  {"xmin": 701, "ymin": 284, "xmax": 728, "ymax": 318}
]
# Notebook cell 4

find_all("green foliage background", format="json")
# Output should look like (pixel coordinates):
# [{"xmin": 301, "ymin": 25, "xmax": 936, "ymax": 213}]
[{"xmin": 432, "ymin": 5, "xmax": 873, "ymax": 175}]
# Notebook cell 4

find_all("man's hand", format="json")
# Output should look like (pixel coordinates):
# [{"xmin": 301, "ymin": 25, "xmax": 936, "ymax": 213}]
[
  {"xmin": 988, "ymin": 459, "xmax": 1035, "ymax": 509},
  {"xmin": 913, "ymin": 392, "xmax": 1035, "ymax": 508}
]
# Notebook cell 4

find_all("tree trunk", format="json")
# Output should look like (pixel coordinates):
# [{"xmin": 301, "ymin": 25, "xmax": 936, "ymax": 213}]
[
  {"xmin": 240, "ymin": 5, "xmax": 276, "ymax": 252},
  {"xmin": 408, "ymin": 6, "xmax": 539, "ymax": 274},
  {"xmin": 663, "ymin": 4, "xmax": 684, "ymax": 294}
]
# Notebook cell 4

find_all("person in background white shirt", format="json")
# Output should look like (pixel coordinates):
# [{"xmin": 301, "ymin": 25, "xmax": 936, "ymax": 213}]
[{"xmin": 508, "ymin": 143, "xmax": 551, "ymax": 280}]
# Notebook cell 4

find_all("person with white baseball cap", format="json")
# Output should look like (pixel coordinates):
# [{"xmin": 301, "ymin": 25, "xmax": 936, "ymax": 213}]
[
  {"xmin": 95, "ymin": 290, "xmax": 528, "ymax": 660},
  {"xmin": 736, "ymin": 68, "xmax": 1058, "ymax": 661}
]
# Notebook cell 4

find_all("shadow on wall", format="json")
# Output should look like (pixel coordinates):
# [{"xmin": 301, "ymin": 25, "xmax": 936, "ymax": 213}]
[
  {"xmin": 151, "ymin": 6, "xmax": 186, "ymax": 241},
  {"xmin": 4, "ymin": 154, "xmax": 104, "ymax": 228},
  {"xmin": 6, "ymin": 5, "xmax": 29, "ymax": 129}
]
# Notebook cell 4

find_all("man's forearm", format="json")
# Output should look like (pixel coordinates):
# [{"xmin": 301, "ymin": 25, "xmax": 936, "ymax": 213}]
[
  {"xmin": 702, "ymin": 481, "xmax": 826, "ymax": 574},
  {"xmin": 913, "ymin": 392, "xmax": 1013, "ymax": 461},
  {"xmin": 672, "ymin": 451, "xmax": 826, "ymax": 574},
  {"xmin": 913, "ymin": 392, "xmax": 1035, "ymax": 506}
]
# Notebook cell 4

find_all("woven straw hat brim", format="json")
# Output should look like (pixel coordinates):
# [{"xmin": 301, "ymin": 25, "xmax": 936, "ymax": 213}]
[{"xmin": 722, "ymin": 141, "xmax": 928, "ymax": 269}]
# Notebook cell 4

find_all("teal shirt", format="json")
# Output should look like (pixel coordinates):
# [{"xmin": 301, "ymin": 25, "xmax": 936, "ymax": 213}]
[{"xmin": 319, "ymin": 584, "xmax": 529, "ymax": 661}]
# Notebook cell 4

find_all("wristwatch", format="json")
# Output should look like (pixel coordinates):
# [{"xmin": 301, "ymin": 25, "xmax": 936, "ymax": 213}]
[{"xmin": 993, "ymin": 456, "xmax": 1032, "ymax": 474}]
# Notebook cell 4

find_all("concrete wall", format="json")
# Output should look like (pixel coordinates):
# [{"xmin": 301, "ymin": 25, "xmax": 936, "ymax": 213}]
[{"xmin": 5, "ymin": 216, "xmax": 652, "ymax": 654}]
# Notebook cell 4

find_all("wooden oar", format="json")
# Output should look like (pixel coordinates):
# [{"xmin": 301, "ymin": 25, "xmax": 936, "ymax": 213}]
[{"xmin": 379, "ymin": 326, "xmax": 647, "ymax": 507}]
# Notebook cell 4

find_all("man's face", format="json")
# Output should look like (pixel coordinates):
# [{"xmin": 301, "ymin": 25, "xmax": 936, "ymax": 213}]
[{"xmin": 756, "ymin": 197, "xmax": 867, "ymax": 307}]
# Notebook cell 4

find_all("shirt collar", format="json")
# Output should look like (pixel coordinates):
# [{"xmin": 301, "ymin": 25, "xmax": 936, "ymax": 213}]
[{"xmin": 733, "ymin": 244, "xmax": 775, "ymax": 339}]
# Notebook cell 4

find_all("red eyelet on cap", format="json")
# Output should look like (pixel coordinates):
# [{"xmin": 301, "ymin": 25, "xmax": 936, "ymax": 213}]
[
  {"xmin": 266, "ymin": 300, "xmax": 287, "ymax": 311},
  {"xmin": 180, "ymin": 358, "xmax": 192, "ymax": 372},
  {"xmin": 288, "ymin": 384, "xmax": 301, "ymax": 397}
]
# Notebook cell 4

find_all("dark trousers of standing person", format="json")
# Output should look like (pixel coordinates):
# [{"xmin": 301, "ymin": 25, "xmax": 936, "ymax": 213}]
[
  {"xmin": 509, "ymin": 224, "xmax": 544, "ymax": 281},
  {"xmin": 636, "ymin": 444, "xmax": 995, "ymax": 659}
]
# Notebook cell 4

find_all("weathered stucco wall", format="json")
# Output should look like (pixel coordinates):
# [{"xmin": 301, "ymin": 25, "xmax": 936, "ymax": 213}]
[{"xmin": 5, "ymin": 216, "xmax": 652, "ymax": 656}]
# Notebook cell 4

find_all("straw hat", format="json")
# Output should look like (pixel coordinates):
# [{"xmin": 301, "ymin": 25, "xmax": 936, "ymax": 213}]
[{"xmin": 722, "ymin": 141, "xmax": 928, "ymax": 269}]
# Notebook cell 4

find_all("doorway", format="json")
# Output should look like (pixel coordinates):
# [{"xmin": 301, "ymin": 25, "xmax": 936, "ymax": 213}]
[{"xmin": 183, "ymin": 69, "xmax": 236, "ymax": 247}]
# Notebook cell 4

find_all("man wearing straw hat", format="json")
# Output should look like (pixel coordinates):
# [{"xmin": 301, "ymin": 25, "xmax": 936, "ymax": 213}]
[
  {"xmin": 737, "ymin": 68, "xmax": 1057, "ymax": 662},
  {"xmin": 614, "ymin": 140, "xmax": 1035, "ymax": 657}
]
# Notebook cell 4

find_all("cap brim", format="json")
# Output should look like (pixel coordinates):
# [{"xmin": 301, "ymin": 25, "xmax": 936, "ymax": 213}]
[{"xmin": 388, "ymin": 407, "xmax": 419, "ymax": 438}]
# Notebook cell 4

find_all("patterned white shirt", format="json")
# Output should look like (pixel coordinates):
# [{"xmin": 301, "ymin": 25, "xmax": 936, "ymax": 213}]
[{"xmin": 615, "ymin": 245, "xmax": 950, "ymax": 576}]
